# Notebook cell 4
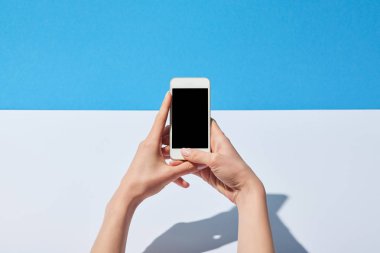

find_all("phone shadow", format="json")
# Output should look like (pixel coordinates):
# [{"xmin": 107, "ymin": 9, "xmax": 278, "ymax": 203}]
[{"xmin": 142, "ymin": 194, "xmax": 307, "ymax": 253}]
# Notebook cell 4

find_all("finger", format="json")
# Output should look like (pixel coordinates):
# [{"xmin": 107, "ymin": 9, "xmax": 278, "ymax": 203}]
[
  {"xmin": 162, "ymin": 134, "xmax": 169, "ymax": 146},
  {"xmin": 168, "ymin": 161, "xmax": 197, "ymax": 179},
  {"xmin": 193, "ymin": 168, "xmax": 215, "ymax": 185},
  {"xmin": 192, "ymin": 168, "xmax": 220, "ymax": 191},
  {"xmin": 193, "ymin": 168, "xmax": 234, "ymax": 199},
  {"xmin": 162, "ymin": 125, "xmax": 170, "ymax": 138},
  {"xmin": 161, "ymin": 145, "xmax": 170, "ymax": 158},
  {"xmin": 172, "ymin": 160, "xmax": 207, "ymax": 170},
  {"xmin": 181, "ymin": 148, "xmax": 220, "ymax": 169},
  {"xmin": 161, "ymin": 125, "xmax": 170, "ymax": 146},
  {"xmin": 147, "ymin": 92, "xmax": 172, "ymax": 141},
  {"xmin": 167, "ymin": 159, "xmax": 183, "ymax": 166},
  {"xmin": 211, "ymin": 118, "xmax": 230, "ymax": 144},
  {"xmin": 211, "ymin": 118, "xmax": 225, "ymax": 136},
  {"xmin": 173, "ymin": 177, "xmax": 190, "ymax": 188}
]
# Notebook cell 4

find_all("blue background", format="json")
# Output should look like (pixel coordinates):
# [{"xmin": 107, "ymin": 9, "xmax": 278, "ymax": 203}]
[{"xmin": 1, "ymin": 0, "xmax": 379, "ymax": 110}]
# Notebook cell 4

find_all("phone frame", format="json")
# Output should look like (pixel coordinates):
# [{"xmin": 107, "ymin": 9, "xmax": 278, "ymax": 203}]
[{"xmin": 170, "ymin": 77, "xmax": 211, "ymax": 160}]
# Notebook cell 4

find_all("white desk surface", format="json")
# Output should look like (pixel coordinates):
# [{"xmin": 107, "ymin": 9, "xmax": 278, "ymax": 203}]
[{"xmin": 0, "ymin": 110, "xmax": 379, "ymax": 252}]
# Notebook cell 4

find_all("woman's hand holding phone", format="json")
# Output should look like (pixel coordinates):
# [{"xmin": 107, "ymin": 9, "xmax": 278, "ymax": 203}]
[
  {"xmin": 179, "ymin": 119, "xmax": 265, "ymax": 204},
  {"xmin": 180, "ymin": 119, "xmax": 274, "ymax": 253},
  {"xmin": 119, "ymin": 92, "xmax": 197, "ymax": 205},
  {"xmin": 92, "ymin": 92, "xmax": 197, "ymax": 253}
]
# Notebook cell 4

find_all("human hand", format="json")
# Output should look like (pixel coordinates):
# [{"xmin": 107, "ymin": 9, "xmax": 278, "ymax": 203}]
[
  {"xmin": 92, "ymin": 92, "xmax": 198, "ymax": 253},
  {"xmin": 120, "ymin": 92, "xmax": 197, "ymax": 205},
  {"xmin": 180, "ymin": 119, "xmax": 265, "ymax": 204}
]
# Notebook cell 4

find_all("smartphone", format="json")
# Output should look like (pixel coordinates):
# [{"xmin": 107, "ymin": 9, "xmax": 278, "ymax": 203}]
[{"xmin": 170, "ymin": 77, "xmax": 211, "ymax": 160}]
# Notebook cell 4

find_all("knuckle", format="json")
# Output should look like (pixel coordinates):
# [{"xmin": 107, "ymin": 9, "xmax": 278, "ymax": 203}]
[{"xmin": 185, "ymin": 162, "xmax": 194, "ymax": 170}]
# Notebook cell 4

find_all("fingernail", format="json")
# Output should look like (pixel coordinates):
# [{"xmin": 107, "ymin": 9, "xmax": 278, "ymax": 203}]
[{"xmin": 181, "ymin": 148, "xmax": 191, "ymax": 156}]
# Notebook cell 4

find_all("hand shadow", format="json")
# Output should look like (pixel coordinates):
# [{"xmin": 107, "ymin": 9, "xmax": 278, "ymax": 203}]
[{"xmin": 143, "ymin": 194, "xmax": 307, "ymax": 253}]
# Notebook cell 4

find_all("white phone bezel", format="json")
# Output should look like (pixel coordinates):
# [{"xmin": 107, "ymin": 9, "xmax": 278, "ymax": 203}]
[{"xmin": 170, "ymin": 77, "xmax": 211, "ymax": 160}]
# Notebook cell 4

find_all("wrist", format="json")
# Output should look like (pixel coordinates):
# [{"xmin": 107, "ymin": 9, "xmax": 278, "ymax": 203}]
[
  {"xmin": 105, "ymin": 180, "xmax": 141, "ymax": 219},
  {"xmin": 235, "ymin": 177, "xmax": 266, "ymax": 208}
]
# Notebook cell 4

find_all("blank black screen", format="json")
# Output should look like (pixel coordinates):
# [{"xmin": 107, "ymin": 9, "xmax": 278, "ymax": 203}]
[{"xmin": 172, "ymin": 88, "xmax": 208, "ymax": 148}]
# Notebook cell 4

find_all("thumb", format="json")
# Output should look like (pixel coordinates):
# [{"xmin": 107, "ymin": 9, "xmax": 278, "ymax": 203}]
[{"xmin": 181, "ymin": 148, "xmax": 218, "ymax": 169}]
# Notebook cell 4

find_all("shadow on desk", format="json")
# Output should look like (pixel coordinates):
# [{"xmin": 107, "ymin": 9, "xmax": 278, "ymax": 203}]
[{"xmin": 143, "ymin": 194, "xmax": 307, "ymax": 253}]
